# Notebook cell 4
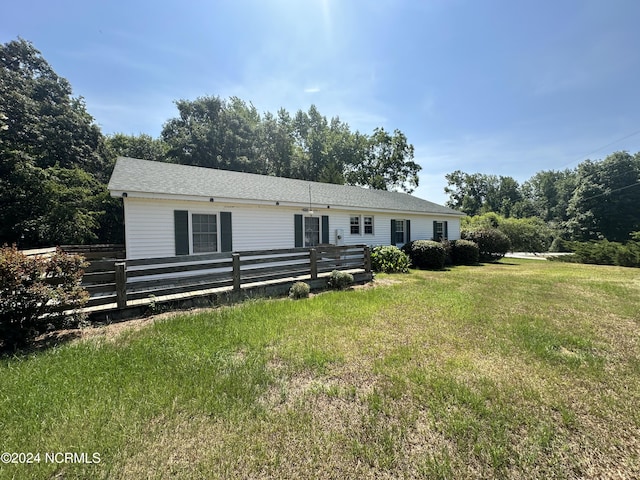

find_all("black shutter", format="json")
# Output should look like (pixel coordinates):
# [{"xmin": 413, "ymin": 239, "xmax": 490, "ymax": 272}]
[
  {"xmin": 390, "ymin": 219, "xmax": 396, "ymax": 245},
  {"xmin": 220, "ymin": 212, "xmax": 233, "ymax": 252},
  {"xmin": 406, "ymin": 220, "xmax": 411, "ymax": 244},
  {"xmin": 294, "ymin": 214, "xmax": 303, "ymax": 247},
  {"xmin": 174, "ymin": 210, "xmax": 189, "ymax": 256},
  {"xmin": 321, "ymin": 215, "xmax": 329, "ymax": 244},
  {"xmin": 444, "ymin": 221, "xmax": 448, "ymax": 240},
  {"xmin": 433, "ymin": 221, "xmax": 438, "ymax": 241}
]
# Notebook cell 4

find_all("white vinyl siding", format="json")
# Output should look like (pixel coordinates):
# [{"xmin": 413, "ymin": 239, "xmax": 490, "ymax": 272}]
[{"xmin": 122, "ymin": 197, "xmax": 462, "ymax": 259}]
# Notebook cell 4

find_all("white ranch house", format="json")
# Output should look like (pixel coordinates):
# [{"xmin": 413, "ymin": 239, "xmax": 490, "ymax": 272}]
[{"xmin": 108, "ymin": 157, "xmax": 464, "ymax": 260}]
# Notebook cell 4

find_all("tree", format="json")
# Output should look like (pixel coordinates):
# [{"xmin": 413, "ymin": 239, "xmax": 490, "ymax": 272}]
[
  {"xmin": 566, "ymin": 151, "xmax": 640, "ymax": 241},
  {"xmin": 106, "ymin": 133, "xmax": 168, "ymax": 162},
  {"xmin": 0, "ymin": 38, "xmax": 112, "ymax": 247},
  {"xmin": 444, "ymin": 171, "xmax": 521, "ymax": 216},
  {"xmin": 346, "ymin": 127, "xmax": 420, "ymax": 193},
  {"xmin": 257, "ymin": 109, "xmax": 294, "ymax": 178},
  {"xmin": 161, "ymin": 95, "xmax": 224, "ymax": 168},
  {"xmin": 518, "ymin": 169, "xmax": 577, "ymax": 225}
]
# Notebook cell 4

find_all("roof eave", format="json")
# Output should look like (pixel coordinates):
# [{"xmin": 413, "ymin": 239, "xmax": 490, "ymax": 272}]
[{"xmin": 110, "ymin": 190, "xmax": 464, "ymax": 216}]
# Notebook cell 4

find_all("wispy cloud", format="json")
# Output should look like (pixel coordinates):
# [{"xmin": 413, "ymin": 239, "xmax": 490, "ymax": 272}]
[{"xmin": 304, "ymin": 86, "xmax": 321, "ymax": 93}]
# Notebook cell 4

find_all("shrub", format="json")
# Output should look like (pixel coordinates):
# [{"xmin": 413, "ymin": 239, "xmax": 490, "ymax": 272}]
[
  {"xmin": 573, "ymin": 240, "xmax": 640, "ymax": 267},
  {"xmin": 405, "ymin": 240, "xmax": 446, "ymax": 270},
  {"xmin": 547, "ymin": 240, "xmax": 640, "ymax": 268},
  {"xmin": 615, "ymin": 244, "xmax": 640, "ymax": 267},
  {"xmin": 549, "ymin": 237, "xmax": 572, "ymax": 253},
  {"xmin": 289, "ymin": 281, "xmax": 311, "ymax": 299},
  {"xmin": 440, "ymin": 240, "xmax": 454, "ymax": 265},
  {"xmin": 462, "ymin": 228, "xmax": 511, "ymax": 262},
  {"xmin": 498, "ymin": 217, "xmax": 553, "ymax": 252},
  {"xmin": 370, "ymin": 246, "xmax": 410, "ymax": 273},
  {"xmin": 327, "ymin": 270, "xmax": 354, "ymax": 290},
  {"xmin": 0, "ymin": 246, "xmax": 88, "ymax": 352},
  {"xmin": 451, "ymin": 239, "xmax": 480, "ymax": 265}
]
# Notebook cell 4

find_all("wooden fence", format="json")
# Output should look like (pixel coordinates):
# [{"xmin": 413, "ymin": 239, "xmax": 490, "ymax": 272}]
[{"xmin": 80, "ymin": 245, "xmax": 371, "ymax": 310}]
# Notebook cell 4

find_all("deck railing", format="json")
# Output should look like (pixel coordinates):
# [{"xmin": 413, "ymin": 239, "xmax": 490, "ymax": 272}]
[{"xmin": 81, "ymin": 245, "xmax": 371, "ymax": 310}]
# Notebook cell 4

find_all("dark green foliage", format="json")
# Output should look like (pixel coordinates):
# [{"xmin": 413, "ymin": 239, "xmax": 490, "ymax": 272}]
[
  {"xmin": 566, "ymin": 152, "xmax": 640, "ymax": 242},
  {"xmin": 464, "ymin": 213, "xmax": 552, "ymax": 253},
  {"xmin": 161, "ymin": 98, "xmax": 420, "ymax": 192},
  {"xmin": 0, "ymin": 246, "xmax": 88, "ymax": 351},
  {"xmin": 370, "ymin": 245, "xmax": 411, "ymax": 273},
  {"xmin": 552, "ymin": 239, "xmax": 640, "ymax": 268},
  {"xmin": 549, "ymin": 237, "xmax": 572, "ymax": 253},
  {"xmin": 451, "ymin": 240, "xmax": 480, "ymax": 265},
  {"xmin": 289, "ymin": 281, "xmax": 311, "ymax": 299},
  {"xmin": 462, "ymin": 228, "xmax": 511, "ymax": 262},
  {"xmin": 345, "ymin": 127, "xmax": 421, "ymax": 193},
  {"xmin": 615, "ymin": 244, "xmax": 640, "ymax": 267},
  {"xmin": 444, "ymin": 171, "xmax": 522, "ymax": 217},
  {"xmin": 105, "ymin": 133, "xmax": 168, "ymax": 162},
  {"xmin": 0, "ymin": 39, "xmax": 118, "ymax": 247},
  {"xmin": 404, "ymin": 240, "xmax": 446, "ymax": 270},
  {"xmin": 327, "ymin": 270, "xmax": 354, "ymax": 290}
]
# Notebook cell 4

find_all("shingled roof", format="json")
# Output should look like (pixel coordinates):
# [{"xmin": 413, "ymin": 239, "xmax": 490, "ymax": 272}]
[{"xmin": 108, "ymin": 157, "xmax": 464, "ymax": 216}]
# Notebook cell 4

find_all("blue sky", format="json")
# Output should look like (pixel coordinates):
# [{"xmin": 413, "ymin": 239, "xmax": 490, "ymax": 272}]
[{"xmin": 3, "ymin": 0, "xmax": 640, "ymax": 204}]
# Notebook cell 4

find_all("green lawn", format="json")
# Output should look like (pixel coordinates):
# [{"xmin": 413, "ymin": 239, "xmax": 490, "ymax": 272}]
[{"xmin": 1, "ymin": 260, "xmax": 639, "ymax": 479}]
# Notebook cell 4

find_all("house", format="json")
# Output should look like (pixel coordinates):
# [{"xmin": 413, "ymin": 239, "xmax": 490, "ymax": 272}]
[{"xmin": 107, "ymin": 157, "xmax": 465, "ymax": 260}]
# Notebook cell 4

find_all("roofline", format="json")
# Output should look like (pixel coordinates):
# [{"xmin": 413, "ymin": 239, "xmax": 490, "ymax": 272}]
[{"xmin": 110, "ymin": 190, "xmax": 466, "ymax": 217}]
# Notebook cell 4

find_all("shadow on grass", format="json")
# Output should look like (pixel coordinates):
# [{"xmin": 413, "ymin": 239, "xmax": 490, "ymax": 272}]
[{"xmin": 1, "ymin": 329, "xmax": 83, "ymax": 359}]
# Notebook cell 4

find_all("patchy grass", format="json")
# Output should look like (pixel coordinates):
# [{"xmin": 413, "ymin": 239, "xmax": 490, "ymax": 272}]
[{"xmin": 1, "ymin": 259, "xmax": 639, "ymax": 479}]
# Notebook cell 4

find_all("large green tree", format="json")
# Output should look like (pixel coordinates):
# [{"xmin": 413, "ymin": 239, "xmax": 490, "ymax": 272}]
[
  {"xmin": 346, "ymin": 127, "xmax": 420, "ymax": 193},
  {"xmin": 566, "ymin": 151, "xmax": 640, "ymax": 241},
  {"xmin": 444, "ymin": 171, "xmax": 520, "ymax": 216},
  {"xmin": 0, "ymin": 39, "xmax": 114, "ymax": 247}
]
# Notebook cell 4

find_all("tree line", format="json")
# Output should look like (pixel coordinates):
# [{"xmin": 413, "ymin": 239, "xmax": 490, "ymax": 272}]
[
  {"xmin": 444, "ymin": 150, "xmax": 640, "ymax": 243},
  {"xmin": 1, "ymin": 38, "xmax": 420, "ymax": 248}
]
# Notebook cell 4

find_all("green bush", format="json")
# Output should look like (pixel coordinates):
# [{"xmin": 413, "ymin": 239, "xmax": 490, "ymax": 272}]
[
  {"xmin": 370, "ymin": 245, "xmax": 410, "ymax": 273},
  {"xmin": 549, "ymin": 237, "xmax": 573, "ymax": 253},
  {"xmin": 0, "ymin": 246, "xmax": 88, "ymax": 352},
  {"xmin": 548, "ymin": 240, "xmax": 640, "ymax": 268},
  {"xmin": 451, "ymin": 239, "xmax": 480, "ymax": 265},
  {"xmin": 327, "ymin": 270, "xmax": 354, "ymax": 290},
  {"xmin": 289, "ymin": 281, "xmax": 311, "ymax": 299},
  {"xmin": 497, "ymin": 217, "xmax": 553, "ymax": 252},
  {"xmin": 615, "ymin": 244, "xmax": 640, "ymax": 267},
  {"xmin": 404, "ymin": 240, "xmax": 446, "ymax": 270},
  {"xmin": 574, "ymin": 240, "xmax": 640, "ymax": 267},
  {"xmin": 462, "ymin": 228, "xmax": 511, "ymax": 262}
]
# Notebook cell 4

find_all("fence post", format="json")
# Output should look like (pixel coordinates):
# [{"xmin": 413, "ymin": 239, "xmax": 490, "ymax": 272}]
[
  {"xmin": 363, "ymin": 245, "xmax": 371, "ymax": 273},
  {"xmin": 115, "ymin": 261, "xmax": 127, "ymax": 309},
  {"xmin": 310, "ymin": 248, "xmax": 318, "ymax": 280},
  {"xmin": 232, "ymin": 253, "xmax": 241, "ymax": 292}
]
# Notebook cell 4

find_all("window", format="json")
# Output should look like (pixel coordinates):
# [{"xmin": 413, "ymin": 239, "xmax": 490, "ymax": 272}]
[
  {"xmin": 192, "ymin": 213, "xmax": 217, "ymax": 253},
  {"xmin": 305, "ymin": 216, "xmax": 320, "ymax": 247},
  {"xmin": 364, "ymin": 216, "xmax": 374, "ymax": 235},
  {"xmin": 395, "ymin": 220, "xmax": 404, "ymax": 244},
  {"xmin": 434, "ymin": 221, "xmax": 448, "ymax": 241},
  {"xmin": 350, "ymin": 216, "xmax": 360, "ymax": 235}
]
